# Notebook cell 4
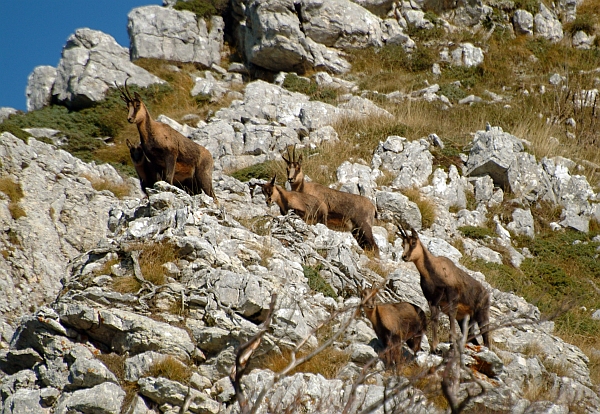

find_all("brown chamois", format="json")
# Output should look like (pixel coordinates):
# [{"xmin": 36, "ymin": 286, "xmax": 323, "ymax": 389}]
[
  {"xmin": 283, "ymin": 146, "xmax": 379, "ymax": 255},
  {"xmin": 397, "ymin": 223, "xmax": 491, "ymax": 350},
  {"xmin": 116, "ymin": 80, "xmax": 216, "ymax": 201},
  {"xmin": 260, "ymin": 175, "xmax": 328, "ymax": 225},
  {"xmin": 126, "ymin": 139, "xmax": 162, "ymax": 194},
  {"xmin": 360, "ymin": 286, "xmax": 427, "ymax": 364}
]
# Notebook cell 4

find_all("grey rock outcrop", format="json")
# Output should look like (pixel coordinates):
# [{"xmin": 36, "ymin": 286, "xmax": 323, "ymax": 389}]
[
  {"xmin": 0, "ymin": 132, "xmax": 135, "ymax": 339},
  {"xmin": 52, "ymin": 28, "xmax": 164, "ymax": 109},
  {"xmin": 451, "ymin": 43, "xmax": 484, "ymax": 67},
  {"xmin": 128, "ymin": 6, "xmax": 224, "ymax": 68},
  {"xmin": 534, "ymin": 4, "xmax": 563, "ymax": 43},
  {"xmin": 0, "ymin": 108, "xmax": 18, "ymax": 123},
  {"xmin": 372, "ymin": 136, "xmax": 433, "ymax": 189},
  {"xmin": 513, "ymin": 9, "xmax": 534, "ymax": 36},
  {"xmin": 350, "ymin": 0, "xmax": 395, "ymax": 16},
  {"xmin": 299, "ymin": 0, "xmax": 384, "ymax": 49},
  {"xmin": 26, "ymin": 66, "xmax": 57, "ymax": 112}
]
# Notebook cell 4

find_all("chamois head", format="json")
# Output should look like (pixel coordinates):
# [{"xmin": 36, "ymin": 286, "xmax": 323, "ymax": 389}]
[
  {"xmin": 359, "ymin": 285, "xmax": 379, "ymax": 310},
  {"xmin": 260, "ymin": 175, "xmax": 278, "ymax": 205},
  {"xmin": 116, "ymin": 79, "xmax": 146, "ymax": 124},
  {"xmin": 396, "ymin": 221, "xmax": 421, "ymax": 262},
  {"xmin": 126, "ymin": 139, "xmax": 146, "ymax": 165},
  {"xmin": 281, "ymin": 145, "xmax": 303, "ymax": 186}
]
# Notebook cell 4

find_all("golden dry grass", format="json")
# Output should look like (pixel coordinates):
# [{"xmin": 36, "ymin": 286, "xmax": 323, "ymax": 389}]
[
  {"xmin": 258, "ymin": 347, "xmax": 350, "ymax": 380},
  {"xmin": 147, "ymin": 355, "xmax": 193, "ymax": 384},
  {"xmin": 112, "ymin": 275, "xmax": 142, "ymax": 294},
  {"xmin": 402, "ymin": 187, "xmax": 437, "ymax": 229},
  {"xmin": 81, "ymin": 174, "xmax": 131, "ymax": 199},
  {"xmin": 124, "ymin": 241, "xmax": 179, "ymax": 286},
  {"xmin": 0, "ymin": 177, "xmax": 27, "ymax": 219}
]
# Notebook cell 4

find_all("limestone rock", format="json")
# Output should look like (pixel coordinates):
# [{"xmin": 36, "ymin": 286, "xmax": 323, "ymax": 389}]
[
  {"xmin": 534, "ymin": 4, "xmax": 563, "ymax": 43},
  {"xmin": 52, "ymin": 28, "xmax": 164, "ymax": 109},
  {"xmin": 513, "ymin": 9, "xmax": 534, "ymax": 35},
  {"xmin": 128, "ymin": 6, "xmax": 224, "ymax": 68},
  {"xmin": 451, "ymin": 43, "xmax": 484, "ymax": 67},
  {"xmin": 26, "ymin": 66, "xmax": 57, "ymax": 111}
]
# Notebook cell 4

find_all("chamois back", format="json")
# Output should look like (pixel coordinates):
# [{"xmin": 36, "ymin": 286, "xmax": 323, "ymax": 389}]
[
  {"xmin": 398, "ymin": 223, "xmax": 491, "ymax": 348},
  {"xmin": 283, "ymin": 146, "xmax": 378, "ymax": 254},
  {"xmin": 360, "ymin": 287, "xmax": 427, "ymax": 363},
  {"xmin": 260, "ymin": 176, "xmax": 328, "ymax": 225}
]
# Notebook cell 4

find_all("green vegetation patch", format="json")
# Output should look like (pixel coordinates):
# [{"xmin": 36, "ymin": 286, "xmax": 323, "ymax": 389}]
[
  {"xmin": 282, "ymin": 73, "xmax": 339, "ymax": 105},
  {"xmin": 465, "ymin": 228, "xmax": 600, "ymax": 345},
  {"xmin": 303, "ymin": 265, "xmax": 337, "ymax": 298},
  {"xmin": 458, "ymin": 226, "xmax": 495, "ymax": 239},
  {"xmin": 230, "ymin": 161, "xmax": 278, "ymax": 182},
  {"xmin": 173, "ymin": 0, "xmax": 229, "ymax": 19}
]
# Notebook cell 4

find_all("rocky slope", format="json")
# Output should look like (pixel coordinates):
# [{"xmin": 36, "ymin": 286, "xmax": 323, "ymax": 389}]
[{"xmin": 1, "ymin": 0, "xmax": 600, "ymax": 413}]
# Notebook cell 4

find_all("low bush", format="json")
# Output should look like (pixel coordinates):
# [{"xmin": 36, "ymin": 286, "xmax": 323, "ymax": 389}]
[
  {"xmin": 303, "ymin": 265, "xmax": 337, "ymax": 299},
  {"xmin": 146, "ymin": 355, "xmax": 192, "ymax": 384},
  {"xmin": 173, "ymin": 0, "xmax": 229, "ymax": 19}
]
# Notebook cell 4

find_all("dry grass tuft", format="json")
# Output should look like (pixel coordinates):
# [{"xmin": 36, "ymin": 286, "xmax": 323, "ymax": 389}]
[
  {"xmin": 112, "ymin": 275, "xmax": 142, "ymax": 294},
  {"xmin": 402, "ymin": 187, "xmax": 437, "ymax": 228},
  {"xmin": 124, "ymin": 241, "xmax": 179, "ymax": 286},
  {"xmin": 96, "ymin": 352, "xmax": 126, "ymax": 381},
  {"xmin": 259, "ymin": 347, "xmax": 350, "ymax": 380},
  {"xmin": 364, "ymin": 258, "xmax": 390, "ymax": 277},
  {"xmin": 237, "ymin": 216, "xmax": 272, "ymax": 236},
  {"xmin": 82, "ymin": 174, "xmax": 131, "ymax": 199},
  {"xmin": 0, "ymin": 177, "xmax": 26, "ymax": 219},
  {"xmin": 147, "ymin": 355, "xmax": 193, "ymax": 384}
]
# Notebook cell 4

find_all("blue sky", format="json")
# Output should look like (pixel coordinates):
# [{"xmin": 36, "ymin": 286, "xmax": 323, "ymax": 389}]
[{"xmin": 0, "ymin": 1, "xmax": 162, "ymax": 111}]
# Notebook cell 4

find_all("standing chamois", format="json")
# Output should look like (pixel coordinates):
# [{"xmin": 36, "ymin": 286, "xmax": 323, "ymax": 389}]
[
  {"xmin": 360, "ymin": 286, "xmax": 427, "ymax": 364},
  {"xmin": 126, "ymin": 139, "xmax": 162, "ymax": 195},
  {"xmin": 397, "ymin": 223, "xmax": 491, "ymax": 350},
  {"xmin": 260, "ymin": 175, "xmax": 328, "ymax": 225},
  {"xmin": 283, "ymin": 146, "xmax": 379, "ymax": 255},
  {"xmin": 116, "ymin": 80, "xmax": 216, "ymax": 201}
]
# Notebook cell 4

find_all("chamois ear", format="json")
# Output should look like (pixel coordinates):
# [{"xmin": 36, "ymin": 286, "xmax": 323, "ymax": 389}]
[
  {"xmin": 134, "ymin": 92, "xmax": 142, "ymax": 101},
  {"xmin": 270, "ymin": 175, "xmax": 276, "ymax": 185},
  {"xmin": 298, "ymin": 153, "xmax": 303, "ymax": 163},
  {"xmin": 410, "ymin": 227, "xmax": 418, "ymax": 239},
  {"xmin": 126, "ymin": 139, "xmax": 133, "ymax": 149}
]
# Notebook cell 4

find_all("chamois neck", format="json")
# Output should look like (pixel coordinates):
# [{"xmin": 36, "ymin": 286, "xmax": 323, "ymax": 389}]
[
  {"xmin": 292, "ymin": 173, "xmax": 304, "ymax": 192},
  {"xmin": 412, "ymin": 244, "xmax": 434, "ymax": 279},
  {"xmin": 274, "ymin": 185, "xmax": 290, "ymax": 212}
]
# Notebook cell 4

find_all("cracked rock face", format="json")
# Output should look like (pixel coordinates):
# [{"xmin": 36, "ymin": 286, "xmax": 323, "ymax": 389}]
[
  {"xmin": 128, "ymin": 6, "xmax": 224, "ymax": 68},
  {"xmin": 51, "ymin": 28, "xmax": 164, "ymax": 110}
]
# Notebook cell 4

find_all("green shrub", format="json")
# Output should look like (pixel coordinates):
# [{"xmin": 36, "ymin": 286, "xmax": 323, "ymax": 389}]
[
  {"xmin": 438, "ymin": 83, "xmax": 468, "ymax": 102},
  {"xmin": 230, "ymin": 161, "xmax": 279, "ymax": 182},
  {"xmin": 458, "ymin": 226, "xmax": 495, "ymax": 239},
  {"xmin": 303, "ymin": 265, "xmax": 337, "ymax": 298},
  {"xmin": 282, "ymin": 74, "xmax": 339, "ymax": 104},
  {"xmin": 564, "ymin": 14, "xmax": 596, "ymax": 36},
  {"xmin": 513, "ymin": 0, "xmax": 540, "ymax": 15},
  {"xmin": 173, "ymin": 0, "xmax": 229, "ymax": 18}
]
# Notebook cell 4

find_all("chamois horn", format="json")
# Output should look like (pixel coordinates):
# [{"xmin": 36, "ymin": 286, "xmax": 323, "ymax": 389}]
[{"xmin": 115, "ymin": 78, "xmax": 134, "ymax": 103}]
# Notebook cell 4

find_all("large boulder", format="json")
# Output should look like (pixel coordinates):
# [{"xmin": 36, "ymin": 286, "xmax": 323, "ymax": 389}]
[
  {"xmin": 372, "ymin": 136, "xmax": 433, "ymax": 189},
  {"xmin": 25, "ymin": 66, "xmax": 57, "ymax": 112},
  {"xmin": 534, "ymin": 3, "xmax": 563, "ymax": 43},
  {"xmin": 513, "ymin": 9, "xmax": 534, "ymax": 36},
  {"xmin": 299, "ymin": 0, "xmax": 384, "ymax": 49},
  {"xmin": 51, "ymin": 28, "xmax": 164, "ymax": 109},
  {"xmin": 236, "ymin": 0, "xmax": 351, "ymax": 74},
  {"xmin": 128, "ymin": 6, "xmax": 224, "ymax": 68}
]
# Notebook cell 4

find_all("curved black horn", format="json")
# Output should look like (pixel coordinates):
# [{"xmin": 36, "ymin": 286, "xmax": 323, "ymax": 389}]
[
  {"xmin": 292, "ymin": 144, "xmax": 296, "ymax": 162},
  {"xmin": 124, "ymin": 77, "xmax": 133, "ymax": 101}
]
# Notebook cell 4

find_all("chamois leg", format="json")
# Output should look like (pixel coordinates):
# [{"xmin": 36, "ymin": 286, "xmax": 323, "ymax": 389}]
[
  {"xmin": 353, "ymin": 221, "xmax": 379, "ymax": 257},
  {"xmin": 164, "ymin": 152, "xmax": 177, "ymax": 185},
  {"xmin": 196, "ymin": 167, "xmax": 216, "ymax": 202},
  {"xmin": 458, "ymin": 317, "xmax": 479, "ymax": 346},
  {"xmin": 475, "ymin": 306, "xmax": 491, "ymax": 348},
  {"xmin": 429, "ymin": 303, "xmax": 440, "ymax": 351}
]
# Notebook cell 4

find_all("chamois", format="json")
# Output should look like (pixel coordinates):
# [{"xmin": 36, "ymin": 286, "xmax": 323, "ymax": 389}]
[
  {"xmin": 283, "ymin": 146, "xmax": 379, "ymax": 255},
  {"xmin": 397, "ymin": 223, "xmax": 491, "ymax": 350},
  {"xmin": 126, "ymin": 139, "xmax": 162, "ymax": 194},
  {"xmin": 360, "ymin": 286, "xmax": 427, "ymax": 364},
  {"xmin": 260, "ymin": 175, "xmax": 328, "ymax": 225},
  {"xmin": 116, "ymin": 80, "xmax": 216, "ymax": 201}
]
